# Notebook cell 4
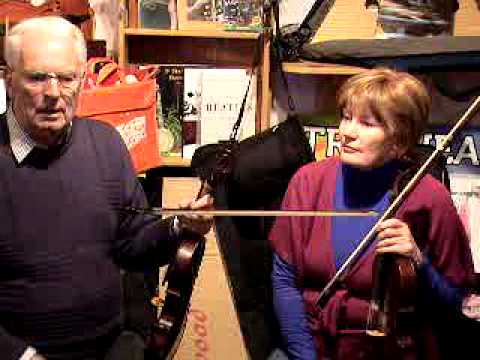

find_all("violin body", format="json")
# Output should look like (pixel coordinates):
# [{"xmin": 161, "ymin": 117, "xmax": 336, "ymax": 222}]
[
  {"xmin": 367, "ymin": 254, "xmax": 418, "ymax": 352},
  {"xmin": 146, "ymin": 231, "xmax": 206, "ymax": 360}
]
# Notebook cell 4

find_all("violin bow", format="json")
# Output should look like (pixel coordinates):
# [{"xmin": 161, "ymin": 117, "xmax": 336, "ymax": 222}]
[
  {"xmin": 123, "ymin": 206, "xmax": 378, "ymax": 218},
  {"xmin": 316, "ymin": 94, "xmax": 480, "ymax": 307}
]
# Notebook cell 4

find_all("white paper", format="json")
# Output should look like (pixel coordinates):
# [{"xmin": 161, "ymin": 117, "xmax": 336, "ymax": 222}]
[
  {"xmin": 279, "ymin": 0, "xmax": 319, "ymax": 29},
  {"xmin": 450, "ymin": 173, "xmax": 480, "ymax": 273}
]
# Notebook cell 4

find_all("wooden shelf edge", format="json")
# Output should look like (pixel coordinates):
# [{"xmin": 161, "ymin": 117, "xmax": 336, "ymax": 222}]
[
  {"xmin": 282, "ymin": 61, "xmax": 368, "ymax": 75},
  {"xmin": 160, "ymin": 156, "xmax": 192, "ymax": 167},
  {"xmin": 123, "ymin": 28, "xmax": 261, "ymax": 40}
]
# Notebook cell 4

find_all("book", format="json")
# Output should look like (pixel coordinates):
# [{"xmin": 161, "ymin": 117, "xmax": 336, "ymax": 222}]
[
  {"xmin": 156, "ymin": 66, "xmax": 185, "ymax": 157},
  {"xmin": 177, "ymin": 0, "xmax": 263, "ymax": 31},
  {"xmin": 139, "ymin": 0, "xmax": 177, "ymax": 29},
  {"xmin": 183, "ymin": 68, "xmax": 204, "ymax": 158},
  {"xmin": 198, "ymin": 68, "xmax": 256, "ymax": 146}
]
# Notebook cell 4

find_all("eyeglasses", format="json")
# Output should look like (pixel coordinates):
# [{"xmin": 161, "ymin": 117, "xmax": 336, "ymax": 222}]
[{"xmin": 18, "ymin": 70, "xmax": 82, "ymax": 89}]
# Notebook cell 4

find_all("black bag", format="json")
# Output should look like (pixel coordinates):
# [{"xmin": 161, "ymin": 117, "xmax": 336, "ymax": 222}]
[
  {"xmin": 191, "ymin": 115, "xmax": 315, "ymax": 208},
  {"xmin": 191, "ymin": 115, "xmax": 313, "ymax": 359}
]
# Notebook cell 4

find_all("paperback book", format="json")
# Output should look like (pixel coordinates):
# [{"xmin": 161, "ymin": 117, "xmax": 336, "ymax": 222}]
[{"xmin": 156, "ymin": 66, "xmax": 185, "ymax": 157}]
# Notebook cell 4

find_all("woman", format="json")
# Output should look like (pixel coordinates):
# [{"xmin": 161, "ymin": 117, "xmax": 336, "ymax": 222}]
[{"xmin": 269, "ymin": 68, "xmax": 475, "ymax": 359}]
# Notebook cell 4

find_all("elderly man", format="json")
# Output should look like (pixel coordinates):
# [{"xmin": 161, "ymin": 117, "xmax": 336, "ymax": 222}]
[{"xmin": 0, "ymin": 16, "xmax": 212, "ymax": 360}]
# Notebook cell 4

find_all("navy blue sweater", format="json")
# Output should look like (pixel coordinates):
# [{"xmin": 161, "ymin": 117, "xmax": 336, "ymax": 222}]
[{"xmin": 0, "ymin": 117, "xmax": 176, "ymax": 359}]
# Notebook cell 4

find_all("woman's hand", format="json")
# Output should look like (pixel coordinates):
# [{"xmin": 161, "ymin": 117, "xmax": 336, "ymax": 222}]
[
  {"xmin": 177, "ymin": 194, "xmax": 214, "ymax": 236},
  {"xmin": 375, "ymin": 218, "xmax": 423, "ymax": 266}
]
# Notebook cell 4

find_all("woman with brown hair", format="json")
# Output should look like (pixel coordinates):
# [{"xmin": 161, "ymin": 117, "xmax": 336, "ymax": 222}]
[{"xmin": 269, "ymin": 68, "xmax": 475, "ymax": 359}]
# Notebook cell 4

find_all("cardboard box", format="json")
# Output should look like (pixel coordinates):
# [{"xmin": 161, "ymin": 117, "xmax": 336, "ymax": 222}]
[{"xmin": 162, "ymin": 177, "xmax": 249, "ymax": 360}]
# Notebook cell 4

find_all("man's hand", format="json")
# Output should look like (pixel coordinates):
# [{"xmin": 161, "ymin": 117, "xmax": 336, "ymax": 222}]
[
  {"xmin": 177, "ymin": 194, "xmax": 214, "ymax": 236},
  {"xmin": 375, "ymin": 218, "xmax": 423, "ymax": 266},
  {"xmin": 31, "ymin": 354, "xmax": 47, "ymax": 360}
]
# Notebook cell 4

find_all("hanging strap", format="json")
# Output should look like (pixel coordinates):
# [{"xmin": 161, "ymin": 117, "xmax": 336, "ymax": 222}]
[
  {"xmin": 228, "ymin": 74, "xmax": 254, "ymax": 141},
  {"xmin": 272, "ymin": 0, "xmax": 296, "ymax": 113}
]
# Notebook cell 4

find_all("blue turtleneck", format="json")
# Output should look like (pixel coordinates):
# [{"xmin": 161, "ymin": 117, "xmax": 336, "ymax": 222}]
[{"xmin": 332, "ymin": 162, "xmax": 399, "ymax": 269}]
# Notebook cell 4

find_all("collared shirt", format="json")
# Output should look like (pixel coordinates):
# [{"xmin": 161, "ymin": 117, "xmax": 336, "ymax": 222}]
[
  {"xmin": 6, "ymin": 106, "xmax": 72, "ymax": 164},
  {"xmin": 6, "ymin": 106, "xmax": 37, "ymax": 164}
]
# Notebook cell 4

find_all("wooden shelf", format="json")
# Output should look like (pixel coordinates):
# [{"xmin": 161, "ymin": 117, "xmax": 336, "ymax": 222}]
[
  {"xmin": 282, "ymin": 61, "xmax": 368, "ymax": 75},
  {"xmin": 118, "ymin": 1, "xmax": 273, "ymax": 140},
  {"xmin": 123, "ymin": 28, "xmax": 261, "ymax": 40},
  {"xmin": 120, "ymin": 28, "xmax": 263, "ymax": 67},
  {"xmin": 160, "ymin": 156, "xmax": 192, "ymax": 167}
]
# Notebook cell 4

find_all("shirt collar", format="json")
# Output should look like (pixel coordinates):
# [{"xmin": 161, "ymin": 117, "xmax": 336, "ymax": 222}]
[{"xmin": 6, "ymin": 106, "xmax": 37, "ymax": 163}]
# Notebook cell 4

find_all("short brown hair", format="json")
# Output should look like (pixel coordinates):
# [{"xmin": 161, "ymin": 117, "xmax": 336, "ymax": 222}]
[{"xmin": 337, "ymin": 68, "xmax": 431, "ymax": 157}]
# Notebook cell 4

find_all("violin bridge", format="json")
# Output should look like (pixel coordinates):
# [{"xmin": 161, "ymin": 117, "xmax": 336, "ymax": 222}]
[
  {"xmin": 150, "ymin": 266, "xmax": 169, "ymax": 311},
  {"xmin": 151, "ymin": 295, "xmax": 165, "ymax": 308}
]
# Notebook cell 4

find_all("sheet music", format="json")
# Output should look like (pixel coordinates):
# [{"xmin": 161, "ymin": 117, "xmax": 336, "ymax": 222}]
[{"xmin": 279, "ymin": 0, "xmax": 319, "ymax": 29}]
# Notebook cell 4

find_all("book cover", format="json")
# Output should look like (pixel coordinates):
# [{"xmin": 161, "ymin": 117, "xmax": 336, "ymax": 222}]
[
  {"xmin": 156, "ymin": 66, "xmax": 184, "ymax": 157},
  {"xmin": 177, "ymin": 0, "xmax": 263, "ymax": 31},
  {"xmin": 183, "ymin": 68, "xmax": 204, "ymax": 159},
  {"xmin": 199, "ymin": 68, "xmax": 256, "ymax": 146},
  {"xmin": 139, "ymin": 0, "xmax": 177, "ymax": 29}
]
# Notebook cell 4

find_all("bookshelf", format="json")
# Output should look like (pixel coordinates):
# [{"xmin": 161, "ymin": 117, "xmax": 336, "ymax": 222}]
[
  {"xmin": 119, "ymin": 28, "xmax": 262, "ymax": 67},
  {"xmin": 118, "ymin": 22, "xmax": 272, "ymax": 127},
  {"xmin": 118, "ymin": 8, "xmax": 272, "ymax": 166}
]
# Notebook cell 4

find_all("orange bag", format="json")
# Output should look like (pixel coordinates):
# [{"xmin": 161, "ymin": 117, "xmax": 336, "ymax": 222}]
[{"xmin": 76, "ymin": 58, "xmax": 160, "ymax": 173}]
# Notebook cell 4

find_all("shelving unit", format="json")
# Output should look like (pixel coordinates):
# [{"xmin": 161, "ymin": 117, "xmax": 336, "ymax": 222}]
[
  {"xmin": 118, "ymin": 28, "xmax": 270, "ymax": 127},
  {"xmin": 282, "ymin": 61, "xmax": 367, "ymax": 75},
  {"xmin": 119, "ymin": 28, "xmax": 262, "ymax": 67},
  {"xmin": 118, "ymin": 15, "xmax": 272, "ymax": 167},
  {"xmin": 117, "ymin": 1, "xmax": 273, "ymax": 168}
]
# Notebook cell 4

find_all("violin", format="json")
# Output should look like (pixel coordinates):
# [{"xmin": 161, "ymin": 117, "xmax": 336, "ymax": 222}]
[
  {"xmin": 146, "ymin": 229, "xmax": 205, "ymax": 360},
  {"xmin": 366, "ymin": 254, "xmax": 417, "ymax": 339},
  {"xmin": 365, "ymin": 144, "xmax": 450, "ymax": 345}
]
